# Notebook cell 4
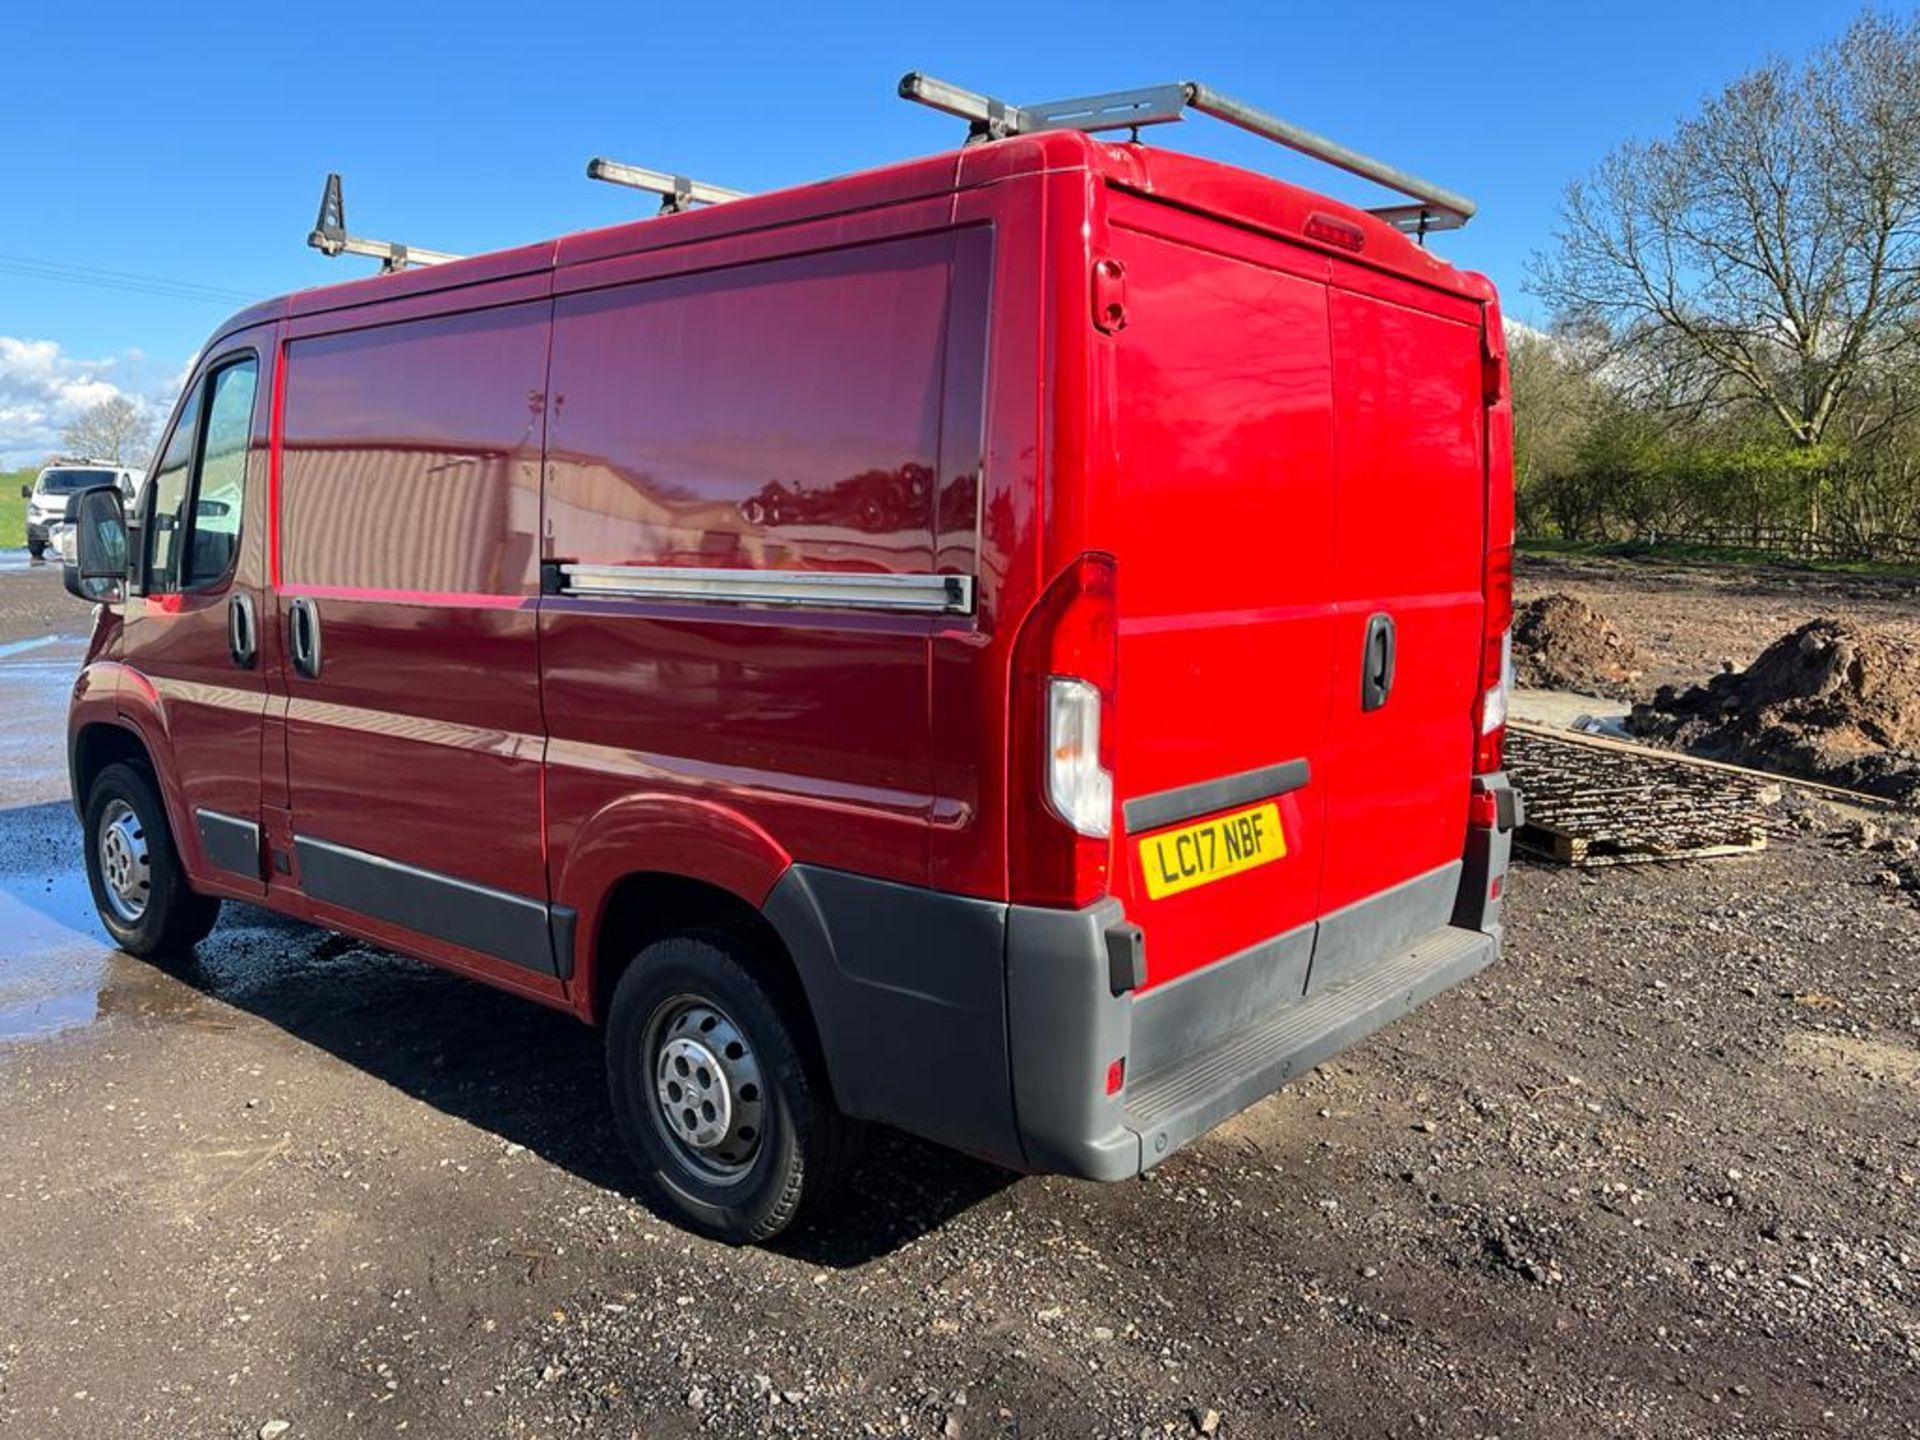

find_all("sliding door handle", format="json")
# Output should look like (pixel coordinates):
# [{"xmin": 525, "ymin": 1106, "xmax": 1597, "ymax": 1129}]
[
  {"xmin": 288, "ymin": 597, "xmax": 323, "ymax": 679},
  {"xmin": 227, "ymin": 592, "xmax": 257, "ymax": 669}
]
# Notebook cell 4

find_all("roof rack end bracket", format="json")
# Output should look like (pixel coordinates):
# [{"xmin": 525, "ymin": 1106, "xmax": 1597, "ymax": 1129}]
[{"xmin": 305, "ymin": 172, "xmax": 461, "ymax": 272}]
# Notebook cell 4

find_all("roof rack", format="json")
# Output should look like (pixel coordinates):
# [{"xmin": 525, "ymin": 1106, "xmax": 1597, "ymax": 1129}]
[
  {"xmin": 897, "ymin": 73, "xmax": 1475, "ymax": 236},
  {"xmin": 587, "ymin": 157, "xmax": 748, "ymax": 214},
  {"xmin": 307, "ymin": 173, "xmax": 463, "ymax": 273}
]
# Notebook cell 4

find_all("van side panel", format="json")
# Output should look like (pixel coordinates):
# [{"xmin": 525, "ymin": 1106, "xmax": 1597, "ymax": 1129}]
[
  {"xmin": 1315, "ymin": 278, "xmax": 1484, "ymax": 938},
  {"xmin": 277, "ymin": 299, "xmax": 554, "ymax": 989},
  {"xmin": 541, "ymin": 234, "xmax": 980, "ymax": 933},
  {"xmin": 1101, "ymin": 203, "xmax": 1339, "ymax": 990}
]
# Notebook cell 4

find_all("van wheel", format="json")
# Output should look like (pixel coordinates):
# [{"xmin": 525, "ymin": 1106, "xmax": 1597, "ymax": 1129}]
[
  {"xmin": 82, "ymin": 762, "xmax": 220, "ymax": 957},
  {"xmin": 606, "ymin": 933, "xmax": 854, "ymax": 1243}
]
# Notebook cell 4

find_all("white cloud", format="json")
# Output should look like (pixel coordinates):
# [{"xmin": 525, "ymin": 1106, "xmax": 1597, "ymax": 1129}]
[{"xmin": 0, "ymin": 337, "xmax": 177, "ymax": 468}]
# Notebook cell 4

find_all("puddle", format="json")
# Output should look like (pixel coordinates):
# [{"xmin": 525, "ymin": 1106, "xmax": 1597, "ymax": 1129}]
[
  {"xmin": 0, "ymin": 635, "xmax": 86, "ymax": 808},
  {"xmin": 0, "ymin": 547, "xmax": 53, "ymax": 576},
  {"xmin": 0, "ymin": 795, "xmax": 440, "ymax": 1048},
  {"xmin": 0, "ymin": 801, "xmax": 113, "ymax": 1040},
  {"xmin": 0, "ymin": 633, "xmax": 82, "ymax": 661}
]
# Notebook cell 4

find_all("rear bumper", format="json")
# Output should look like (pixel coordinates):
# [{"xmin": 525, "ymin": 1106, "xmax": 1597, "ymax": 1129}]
[
  {"xmin": 1007, "ymin": 902, "xmax": 1494, "ymax": 1178},
  {"xmin": 766, "ymin": 770, "xmax": 1518, "ymax": 1180}
]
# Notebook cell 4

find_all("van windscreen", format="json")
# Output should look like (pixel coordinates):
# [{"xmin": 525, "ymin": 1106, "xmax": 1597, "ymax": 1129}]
[{"xmin": 39, "ymin": 469, "xmax": 116, "ymax": 493}]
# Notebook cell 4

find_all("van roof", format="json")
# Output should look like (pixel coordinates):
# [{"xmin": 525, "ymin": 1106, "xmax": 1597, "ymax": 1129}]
[{"xmin": 211, "ymin": 130, "xmax": 1492, "ymax": 349}]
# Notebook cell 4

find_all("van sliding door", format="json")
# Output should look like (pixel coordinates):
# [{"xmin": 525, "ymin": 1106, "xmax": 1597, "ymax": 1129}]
[
  {"xmin": 275, "ymin": 297, "xmax": 559, "ymax": 991},
  {"xmin": 538, "ymin": 235, "xmax": 961, "ymax": 894}
]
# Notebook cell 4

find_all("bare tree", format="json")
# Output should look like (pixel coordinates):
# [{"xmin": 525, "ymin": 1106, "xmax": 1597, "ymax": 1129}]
[
  {"xmin": 60, "ymin": 395, "xmax": 155, "ymax": 465},
  {"xmin": 1529, "ymin": 9, "xmax": 1920, "ymax": 450}
]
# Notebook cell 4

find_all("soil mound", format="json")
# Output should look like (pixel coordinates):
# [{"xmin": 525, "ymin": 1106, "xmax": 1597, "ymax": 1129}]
[
  {"xmin": 1512, "ymin": 594, "xmax": 1644, "ymax": 697},
  {"xmin": 1629, "ymin": 619, "xmax": 1920, "ymax": 805}
]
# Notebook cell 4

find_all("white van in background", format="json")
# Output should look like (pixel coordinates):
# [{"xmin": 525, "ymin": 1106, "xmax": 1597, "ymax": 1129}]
[{"xmin": 22, "ymin": 462, "xmax": 144, "ymax": 560}]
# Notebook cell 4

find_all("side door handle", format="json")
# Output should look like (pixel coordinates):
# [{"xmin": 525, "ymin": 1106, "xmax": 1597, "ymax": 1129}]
[
  {"xmin": 227, "ymin": 592, "xmax": 257, "ymax": 669},
  {"xmin": 288, "ymin": 596, "xmax": 323, "ymax": 680},
  {"xmin": 1361, "ymin": 612, "xmax": 1396, "ymax": 712}
]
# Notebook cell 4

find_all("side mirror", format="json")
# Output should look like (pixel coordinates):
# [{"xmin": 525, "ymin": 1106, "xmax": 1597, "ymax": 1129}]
[
  {"xmin": 18, "ymin": 484, "xmax": 27, "ymax": 499},
  {"xmin": 63, "ymin": 486, "xmax": 129, "ymax": 604}
]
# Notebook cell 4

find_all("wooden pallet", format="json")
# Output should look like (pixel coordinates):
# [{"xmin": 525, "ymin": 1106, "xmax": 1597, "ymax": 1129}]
[{"xmin": 1506, "ymin": 727, "xmax": 1773, "ymax": 867}]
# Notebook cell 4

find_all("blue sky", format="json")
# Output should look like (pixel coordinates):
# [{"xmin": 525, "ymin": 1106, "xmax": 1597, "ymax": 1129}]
[{"xmin": 0, "ymin": 0, "xmax": 1878, "ymax": 464}]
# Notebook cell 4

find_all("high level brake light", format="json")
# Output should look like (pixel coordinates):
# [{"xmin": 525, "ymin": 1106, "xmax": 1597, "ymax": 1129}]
[{"xmin": 1010, "ymin": 553, "xmax": 1118, "ymax": 908}]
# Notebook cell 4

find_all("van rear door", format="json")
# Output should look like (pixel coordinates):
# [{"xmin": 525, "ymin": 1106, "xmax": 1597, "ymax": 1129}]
[
  {"xmin": 1308, "ymin": 271, "xmax": 1487, "ymax": 991},
  {"xmin": 1103, "ymin": 203, "xmax": 1337, "ymax": 994}
]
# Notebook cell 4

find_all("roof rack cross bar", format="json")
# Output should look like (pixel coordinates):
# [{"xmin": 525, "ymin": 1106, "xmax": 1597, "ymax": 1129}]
[
  {"xmin": 896, "ymin": 72, "xmax": 1475, "ymax": 233},
  {"xmin": 587, "ymin": 157, "xmax": 749, "ymax": 214},
  {"xmin": 307, "ymin": 173, "xmax": 462, "ymax": 273},
  {"xmin": 1181, "ymin": 83, "xmax": 1473, "ymax": 233}
]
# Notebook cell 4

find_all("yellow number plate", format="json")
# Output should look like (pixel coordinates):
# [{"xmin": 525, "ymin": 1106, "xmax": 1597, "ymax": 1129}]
[{"xmin": 1138, "ymin": 802, "xmax": 1286, "ymax": 899}]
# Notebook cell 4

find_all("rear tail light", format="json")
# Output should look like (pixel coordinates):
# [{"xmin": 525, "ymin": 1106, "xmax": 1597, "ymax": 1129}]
[
  {"xmin": 1474, "ymin": 544, "xmax": 1514, "ymax": 775},
  {"xmin": 1046, "ymin": 678, "xmax": 1112, "ymax": 836},
  {"xmin": 1010, "ymin": 553, "xmax": 1117, "ymax": 908}
]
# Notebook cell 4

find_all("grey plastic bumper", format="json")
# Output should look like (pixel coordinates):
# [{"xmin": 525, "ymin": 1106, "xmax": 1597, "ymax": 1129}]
[
  {"xmin": 769, "ymin": 785, "xmax": 1513, "ymax": 1182},
  {"xmin": 1007, "ymin": 901, "xmax": 1496, "ymax": 1180}
]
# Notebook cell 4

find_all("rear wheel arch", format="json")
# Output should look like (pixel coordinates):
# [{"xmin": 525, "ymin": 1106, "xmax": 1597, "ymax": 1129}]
[{"xmin": 587, "ymin": 872, "xmax": 812, "ymax": 1042}]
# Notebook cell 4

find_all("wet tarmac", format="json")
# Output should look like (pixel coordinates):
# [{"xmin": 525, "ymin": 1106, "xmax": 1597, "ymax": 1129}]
[
  {"xmin": 0, "ymin": 632, "xmax": 85, "ymax": 805},
  {"xmin": 0, "ymin": 630, "xmax": 103, "ymax": 1040},
  {"xmin": 0, "ymin": 545, "xmax": 50, "ymax": 575}
]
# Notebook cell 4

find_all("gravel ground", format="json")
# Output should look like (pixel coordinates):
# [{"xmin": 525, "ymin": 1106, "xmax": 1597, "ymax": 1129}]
[{"xmin": 0, "ymin": 558, "xmax": 1915, "ymax": 1438}]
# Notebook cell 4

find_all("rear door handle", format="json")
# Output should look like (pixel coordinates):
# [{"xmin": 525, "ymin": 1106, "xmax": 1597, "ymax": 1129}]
[
  {"xmin": 288, "ymin": 596, "xmax": 323, "ymax": 680},
  {"xmin": 227, "ymin": 592, "xmax": 257, "ymax": 669},
  {"xmin": 1361, "ymin": 612, "xmax": 1395, "ymax": 711}
]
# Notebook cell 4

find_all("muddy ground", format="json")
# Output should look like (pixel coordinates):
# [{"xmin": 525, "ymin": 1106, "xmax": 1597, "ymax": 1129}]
[
  {"xmin": 1515, "ymin": 552, "xmax": 1920, "ymax": 699},
  {"xmin": 1, "ymin": 555, "xmax": 1917, "ymax": 1439}
]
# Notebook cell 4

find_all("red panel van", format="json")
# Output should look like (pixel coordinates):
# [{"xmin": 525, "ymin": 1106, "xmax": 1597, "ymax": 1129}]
[{"xmin": 62, "ymin": 88, "xmax": 1519, "ymax": 1241}]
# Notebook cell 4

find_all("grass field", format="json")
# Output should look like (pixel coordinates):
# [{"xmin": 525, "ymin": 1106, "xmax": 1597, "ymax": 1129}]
[
  {"xmin": 1520, "ymin": 534, "xmax": 1920, "ymax": 579},
  {"xmin": 1, "ymin": 468, "xmax": 35, "ymax": 547}
]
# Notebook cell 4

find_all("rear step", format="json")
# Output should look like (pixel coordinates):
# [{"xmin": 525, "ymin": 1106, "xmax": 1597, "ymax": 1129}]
[{"xmin": 1124, "ymin": 924, "xmax": 1493, "ymax": 1165}]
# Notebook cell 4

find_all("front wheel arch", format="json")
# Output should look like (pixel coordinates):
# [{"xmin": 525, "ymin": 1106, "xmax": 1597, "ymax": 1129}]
[{"xmin": 70, "ymin": 721, "xmax": 157, "ymax": 820}]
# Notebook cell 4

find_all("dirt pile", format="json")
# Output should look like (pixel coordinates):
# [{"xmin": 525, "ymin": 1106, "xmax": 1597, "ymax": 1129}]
[
  {"xmin": 1512, "ymin": 593, "xmax": 1644, "ymax": 697},
  {"xmin": 1630, "ymin": 619, "xmax": 1920, "ymax": 805}
]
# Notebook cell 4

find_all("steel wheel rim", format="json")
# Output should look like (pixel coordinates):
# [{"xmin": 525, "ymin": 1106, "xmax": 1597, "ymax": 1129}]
[
  {"xmin": 97, "ymin": 798, "xmax": 151, "ymax": 924},
  {"xmin": 643, "ymin": 994, "xmax": 767, "ymax": 1183}
]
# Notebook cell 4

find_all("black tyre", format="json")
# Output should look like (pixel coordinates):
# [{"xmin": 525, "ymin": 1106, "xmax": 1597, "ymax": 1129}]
[
  {"xmin": 606, "ymin": 932, "xmax": 856, "ymax": 1243},
  {"xmin": 82, "ymin": 762, "xmax": 220, "ymax": 957},
  {"xmin": 26, "ymin": 538, "xmax": 45, "ymax": 560}
]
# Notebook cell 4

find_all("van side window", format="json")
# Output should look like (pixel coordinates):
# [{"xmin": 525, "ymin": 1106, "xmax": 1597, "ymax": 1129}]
[
  {"xmin": 146, "ymin": 356, "xmax": 258, "ymax": 594},
  {"xmin": 279, "ymin": 305, "xmax": 547, "ymax": 595},
  {"xmin": 544, "ymin": 236, "xmax": 959, "ymax": 576},
  {"xmin": 145, "ymin": 387, "xmax": 203, "ymax": 590}
]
